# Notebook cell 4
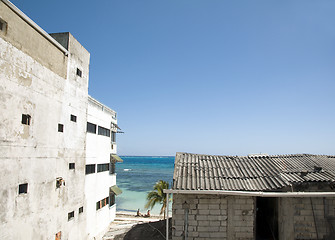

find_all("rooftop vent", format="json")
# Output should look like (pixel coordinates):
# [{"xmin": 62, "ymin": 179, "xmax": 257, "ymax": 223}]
[{"xmin": 313, "ymin": 166, "xmax": 322, "ymax": 173}]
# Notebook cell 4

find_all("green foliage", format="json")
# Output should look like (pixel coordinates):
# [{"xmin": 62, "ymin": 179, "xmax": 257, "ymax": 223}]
[{"xmin": 145, "ymin": 180, "xmax": 170, "ymax": 218}]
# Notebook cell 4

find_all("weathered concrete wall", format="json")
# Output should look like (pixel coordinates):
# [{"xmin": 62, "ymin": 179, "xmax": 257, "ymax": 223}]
[
  {"xmin": 279, "ymin": 197, "xmax": 335, "ymax": 240},
  {"xmin": 0, "ymin": 5, "xmax": 90, "ymax": 239},
  {"xmin": 172, "ymin": 194, "xmax": 255, "ymax": 240},
  {"xmin": 0, "ymin": 1, "xmax": 68, "ymax": 78},
  {"xmin": 85, "ymin": 97, "xmax": 118, "ymax": 239}
]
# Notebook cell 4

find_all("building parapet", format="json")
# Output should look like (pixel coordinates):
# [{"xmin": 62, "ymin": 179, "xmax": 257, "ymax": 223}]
[
  {"xmin": 88, "ymin": 95, "xmax": 116, "ymax": 119},
  {"xmin": 1, "ymin": 0, "xmax": 68, "ymax": 55}
]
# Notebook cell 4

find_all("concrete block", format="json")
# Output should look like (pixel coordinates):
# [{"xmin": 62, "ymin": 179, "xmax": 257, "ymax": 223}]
[
  {"xmin": 220, "ymin": 226, "xmax": 227, "ymax": 231},
  {"xmin": 208, "ymin": 204, "xmax": 220, "ymax": 210},
  {"xmin": 196, "ymin": 215, "xmax": 208, "ymax": 220},
  {"xmin": 199, "ymin": 232, "xmax": 210, "ymax": 238},
  {"xmin": 188, "ymin": 231, "xmax": 199, "ymax": 237},
  {"xmin": 198, "ymin": 220, "xmax": 210, "ymax": 226},
  {"xmin": 209, "ymin": 221, "xmax": 221, "ymax": 226},
  {"xmin": 188, "ymin": 220, "xmax": 198, "ymax": 226},
  {"xmin": 209, "ymin": 210, "xmax": 220, "ymax": 215},
  {"xmin": 198, "ymin": 204, "xmax": 209, "ymax": 210},
  {"xmin": 198, "ymin": 209, "xmax": 210, "ymax": 215},
  {"xmin": 175, "ymin": 209, "xmax": 184, "ymax": 215},
  {"xmin": 198, "ymin": 226, "xmax": 209, "ymax": 232},
  {"xmin": 210, "ymin": 232, "xmax": 227, "ymax": 238}
]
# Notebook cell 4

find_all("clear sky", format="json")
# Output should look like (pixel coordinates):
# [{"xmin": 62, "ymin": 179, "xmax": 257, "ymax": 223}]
[{"xmin": 11, "ymin": 0, "xmax": 335, "ymax": 156}]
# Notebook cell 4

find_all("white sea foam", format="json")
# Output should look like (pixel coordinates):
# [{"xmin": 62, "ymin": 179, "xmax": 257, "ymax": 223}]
[{"xmin": 124, "ymin": 169, "xmax": 131, "ymax": 171}]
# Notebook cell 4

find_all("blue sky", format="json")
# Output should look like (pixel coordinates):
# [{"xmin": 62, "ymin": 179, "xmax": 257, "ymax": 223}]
[{"xmin": 12, "ymin": 0, "xmax": 335, "ymax": 156}]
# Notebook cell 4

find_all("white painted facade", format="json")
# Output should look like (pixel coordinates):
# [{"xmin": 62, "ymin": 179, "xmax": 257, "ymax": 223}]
[
  {"xmin": 85, "ymin": 96, "xmax": 119, "ymax": 239},
  {"xmin": 0, "ymin": 1, "xmax": 121, "ymax": 239}
]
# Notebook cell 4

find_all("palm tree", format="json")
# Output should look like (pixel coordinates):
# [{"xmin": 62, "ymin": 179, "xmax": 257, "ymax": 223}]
[{"xmin": 145, "ymin": 180, "xmax": 170, "ymax": 219}]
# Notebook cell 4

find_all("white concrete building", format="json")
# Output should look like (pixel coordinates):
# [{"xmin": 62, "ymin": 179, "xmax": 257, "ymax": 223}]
[
  {"xmin": 85, "ymin": 96, "xmax": 122, "ymax": 239},
  {"xmin": 0, "ymin": 1, "xmax": 122, "ymax": 239}
]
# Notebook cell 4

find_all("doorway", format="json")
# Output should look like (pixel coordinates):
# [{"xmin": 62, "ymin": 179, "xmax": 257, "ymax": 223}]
[{"xmin": 256, "ymin": 197, "xmax": 278, "ymax": 240}]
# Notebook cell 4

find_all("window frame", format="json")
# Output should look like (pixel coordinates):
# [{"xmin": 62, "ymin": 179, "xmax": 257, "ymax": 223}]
[
  {"xmin": 68, "ymin": 211, "xmax": 74, "ymax": 221},
  {"xmin": 98, "ymin": 126, "xmax": 110, "ymax": 137},
  {"xmin": 85, "ymin": 164, "xmax": 96, "ymax": 175},
  {"xmin": 87, "ymin": 122, "xmax": 97, "ymax": 134},
  {"xmin": 97, "ymin": 163, "xmax": 109, "ymax": 173},
  {"xmin": 58, "ymin": 124, "xmax": 64, "ymax": 132},
  {"xmin": 18, "ymin": 183, "xmax": 28, "ymax": 194},
  {"xmin": 69, "ymin": 163, "xmax": 75, "ymax": 170},
  {"xmin": 21, "ymin": 114, "xmax": 31, "ymax": 125},
  {"xmin": 76, "ymin": 68, "xmax": 82, "ymax": 77},
  {"xmin": 70, "ymin": 114, "xmax": 77, "ymax": 122}
]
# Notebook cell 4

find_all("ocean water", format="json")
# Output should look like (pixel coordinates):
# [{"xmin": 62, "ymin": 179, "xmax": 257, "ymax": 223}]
[{"xmin": 116, "ymin": 156, "xmax": 175, "ymax": 215}]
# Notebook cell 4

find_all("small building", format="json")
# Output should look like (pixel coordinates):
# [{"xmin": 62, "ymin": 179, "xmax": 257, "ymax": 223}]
[
  {"xmin": 85, "ymin": 96, "xmax": 123, "ymax": 239},
  {"xmin": 166, "ymin": 152, "xmax": 335, "ymax": 240}
]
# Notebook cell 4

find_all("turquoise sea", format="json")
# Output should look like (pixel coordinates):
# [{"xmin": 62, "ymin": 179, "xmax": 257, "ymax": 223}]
[{"xmin": 116, "ymin": 156, "xmax": 175, "ymax": 215}]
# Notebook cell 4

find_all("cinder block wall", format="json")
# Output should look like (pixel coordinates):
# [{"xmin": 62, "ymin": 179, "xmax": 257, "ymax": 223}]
[
  {"xmin": 279, "ymin": 197, "xmax": 335, "ymax": 240},
  {"xmin": 172, "ymin": 194, "xmax": 255, "ymax": 240}
]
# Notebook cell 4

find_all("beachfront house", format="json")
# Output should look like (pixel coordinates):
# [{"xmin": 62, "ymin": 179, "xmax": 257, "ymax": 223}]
[
  {"xmin": 0, "ymin": 1, "xmax": 90, "ymax": 238},
  {"xmin": 85, "ymin": 96, "xmax": 123, "ymax": 239},
  {"xmin": 165, "ymin": 152, "xmax": 335, "ymax": 240},
  {"xmin": 0, "ymin": 0, "xmax": 122, "ymax": 239}
]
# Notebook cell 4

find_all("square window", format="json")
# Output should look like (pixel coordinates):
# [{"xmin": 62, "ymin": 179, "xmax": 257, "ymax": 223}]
[
  {"xmin": 68, "ymin": 211, "xmax": 74, "ymax": 221},
  {"xmin": 70, "ymin": 114, "xmax": 77, "ymax": 122},
  {"xmin": 79, "ymin": 206, "xmax": 83, "ymax": 214},
  {"xmin": 58, "ymin": 124, "xmax": 63, "ymax": 132},
  {"xmin": 19, "ymin": 183, "xmax": 28, "ymax": 194},
  {"xmin": 69, "ymin": 163, "xmax": 75, "ymax": 170},
  {"xmin": 56, "ymin": 177, "xmax": 64, "ymax": 188},
  {"xmin": 76, "ymin": 68, "xmax": 82, "ymax": 77},
  {"xmin": 21, "ymin": 114, "xmax": 31, "ymax": 125}
]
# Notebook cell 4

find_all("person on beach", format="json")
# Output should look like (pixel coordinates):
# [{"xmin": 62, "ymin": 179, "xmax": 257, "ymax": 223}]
[
  {"xmin": 136, "ymin": 209, "xmax": 141, "ymax": 217},
  {"xmin": 144, "ymin": 210, "xmax": 150, "ymax": 217}
]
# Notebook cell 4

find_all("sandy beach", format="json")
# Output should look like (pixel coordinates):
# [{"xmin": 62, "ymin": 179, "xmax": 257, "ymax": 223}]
[{"xmin": 103, "ymin": 211, "xmax": 170, "ymax": 240}]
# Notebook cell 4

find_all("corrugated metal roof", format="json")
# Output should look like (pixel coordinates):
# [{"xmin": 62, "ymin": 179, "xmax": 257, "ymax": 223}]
[{"xmin": 172, "ymin": 153, "xmax": 335, "ymax": 191}]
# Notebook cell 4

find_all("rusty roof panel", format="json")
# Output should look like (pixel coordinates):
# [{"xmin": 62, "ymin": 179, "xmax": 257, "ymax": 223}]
[{"xmin": 173, "ymin": 153, "xmax": 335, "ymax": 191}]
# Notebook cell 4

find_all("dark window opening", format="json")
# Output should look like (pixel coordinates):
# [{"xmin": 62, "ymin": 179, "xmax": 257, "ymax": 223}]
[
  {"xmin": 19, "ymin": 183, "xmax": 28, "ymax": 194},
  {"xmin": 76, "ymin": 68, "xmax": 82, "ymax": 77},
  {"xmin": 87, "ymin": 122, "xmax": 96, "ymax": 134},
  {"xmin": 109, "ymin": 191, "xmax": 115, "ymax": 206},
  {"xmin": 79, "ymin": 206, "xmax": 83, "ymax": 214},
  {"xmin": 256, "ymin": 197, "xmax": 278, "ymax": 240},
  {"xmin": 21, "ymin": 114, "xmax": 31, "ymax": 125},
  {"xmin": 58, "ymin": 124, "xmax": 63, "ymax": 132},
  {"xmin": 110, "ymin": 162, "xmax": 116, "ymax": 174},
  {"xmin": 85, "ymin": 164, "xmax": 95, "ymax": 174},
  {"xmin": 97, "ymin": 163, "xmax": 109, "ymax": 173},
  {"xmin": 56, "ymin": 177, "xmax": 65, "ymax": 188},
  {"xmin": 70, "ymin": 114, "xmax": 77, "ymax": 122},
  {"xmin": 111, "ymin": 131, "xmax": 116, "ymax": 142},
  {"xmin": 68, "ymin": 211, "xmax": 74, "ymax": 221},
  {"xmin": 0, "ymin": 18, "xmax": 7, "ymax": 33},
  {"xmin": 69, "ymin": 163, "xmax": 75, "ymax": 170},
  {"xmin": 98, "ymin": 126, "xmax": 110, "ymax": 137},
  {"xmin": 96, "ymin": 197, "xmax": 109, "ymax": 210}
]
